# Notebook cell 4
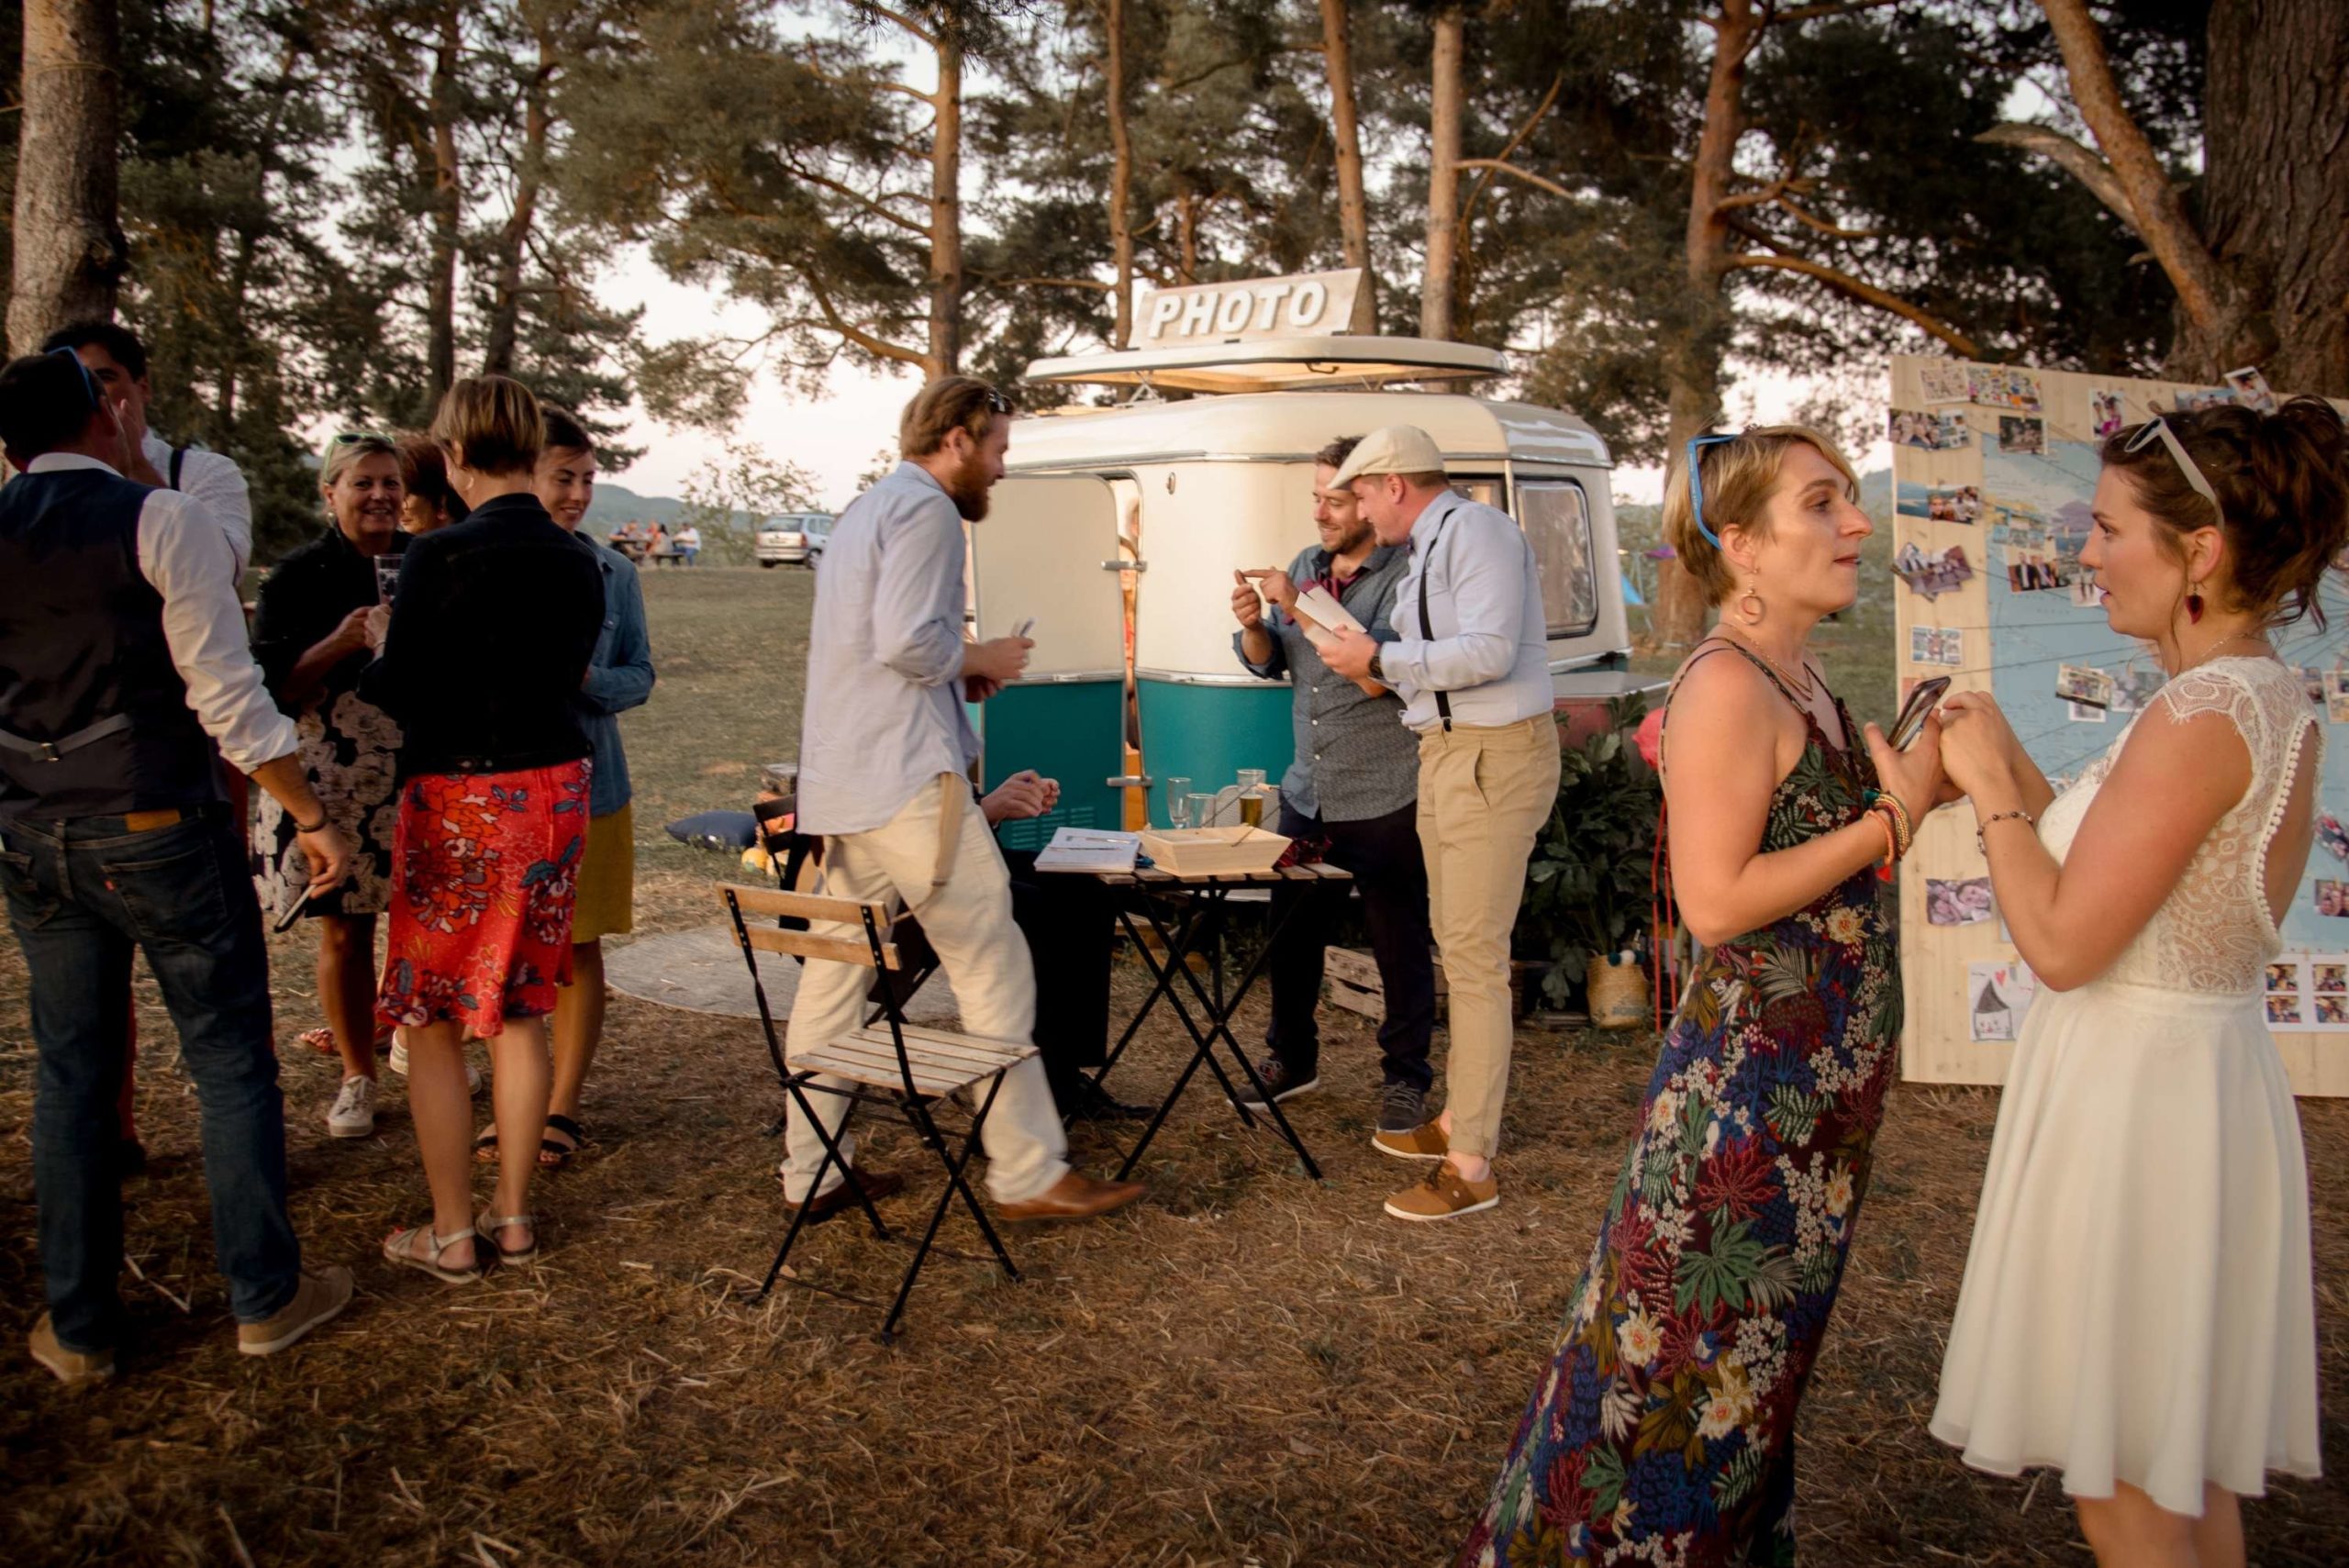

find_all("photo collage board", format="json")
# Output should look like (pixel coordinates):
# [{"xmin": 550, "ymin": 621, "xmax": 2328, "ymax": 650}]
[{"xmin": 1888, "ymin": 354, "xmax": 2349, "ymax": 1095}]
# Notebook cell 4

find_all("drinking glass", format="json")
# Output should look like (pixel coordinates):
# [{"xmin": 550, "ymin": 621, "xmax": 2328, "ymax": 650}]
[
  {"xmin": 1186, "ymin": 793, "xmax": 1219, "ymax": 830},
  {"xmin": 1164, "ymin": 777, "xmax": 1192, "ymax": 829},
  {"xmin": 1236, "ymin": 768, "xmax": 1267, "ymax": 828}
]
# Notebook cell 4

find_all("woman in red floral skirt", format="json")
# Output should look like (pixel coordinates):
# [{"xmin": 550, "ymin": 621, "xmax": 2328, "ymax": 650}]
[{"xmin": 358, "ymin": 374, "xmax": 605, "ymax": 1280}]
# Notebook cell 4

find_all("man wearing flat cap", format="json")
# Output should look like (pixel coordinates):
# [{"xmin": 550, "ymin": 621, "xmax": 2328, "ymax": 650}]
[{"xmin": 1319, "ymin": 425, "xmax": 1560, "ymax": 1223}]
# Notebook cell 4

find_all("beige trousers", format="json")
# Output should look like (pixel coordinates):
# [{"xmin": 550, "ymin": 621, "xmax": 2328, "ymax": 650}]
[
  {"xmin": 1416, "ymin": 715, "xmax": 1562, "ymax": 1160},
  {"xmin": 782, "ymin": 779, "xmax": 1069, "ymax": 1205}
]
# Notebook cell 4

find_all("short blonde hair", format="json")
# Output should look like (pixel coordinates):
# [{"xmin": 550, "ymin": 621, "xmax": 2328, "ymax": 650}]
[
  {"xmin": 431, "ymin": 374, "xmax": 543, "ymax": 476},
  {"xmin": 320, "ymin": 432, "xmax": 401, "ymax": 490},
  {"xmin": 899, "ymin": 375, "xmax": 1008, "ymax": 459},
  {"xmin": 1661, "ymin": 425, "xmax": 1858, "ymax": 602}
]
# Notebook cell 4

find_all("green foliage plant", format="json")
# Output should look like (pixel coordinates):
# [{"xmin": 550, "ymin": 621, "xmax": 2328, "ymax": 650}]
[{"xmin": 1515, "ymin": 694, "xmax": 1662, "ymax": 1007}]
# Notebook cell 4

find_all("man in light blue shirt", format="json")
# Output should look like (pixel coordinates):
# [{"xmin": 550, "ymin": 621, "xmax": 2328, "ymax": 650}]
[
  {"xmin": 1321, "ymin": 425, "xmax": 1563, "ymax": 1224},
  {"xmin": 785, "ymin": 376, "xmax": 1144, "ymax": 1227}
]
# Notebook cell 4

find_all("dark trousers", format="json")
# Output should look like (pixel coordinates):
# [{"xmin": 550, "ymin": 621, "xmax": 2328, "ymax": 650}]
[
  {"xmin": 1266, "ymin": 799, "xmax": 1436, "ymax": 1092},
  {"xmin": 0, "ymin": 809, "xmax": 299, "ymax": 1351},
  {"xmin": 1002, "ymin": 848, "xmax": 1115, "ymax": 1103}
]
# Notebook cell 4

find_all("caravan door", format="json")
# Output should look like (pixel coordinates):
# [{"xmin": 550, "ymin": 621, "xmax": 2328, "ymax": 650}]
[{"xmin": 970, "ymin": 474, "xmax": 1128, "ymax": 847}]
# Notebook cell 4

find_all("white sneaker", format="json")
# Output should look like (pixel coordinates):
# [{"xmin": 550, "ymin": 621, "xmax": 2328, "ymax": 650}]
[
  {"xmin": 388, "ymin": 1038, "xmax": 481, "ymax": 1094},
  {"xmin": 327, "ymin": 1074, "xmax": 376, "ymax": 1139}
]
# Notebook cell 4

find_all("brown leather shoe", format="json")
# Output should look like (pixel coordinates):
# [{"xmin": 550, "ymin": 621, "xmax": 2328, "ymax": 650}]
[
  {"xmin": 782, "ymin": 1166, "xmax": 905, "ymax": 1223},
  {"xmin": 1372, "ymin": 1117, "xmax": 1449, "ymax": 1161},
  {"xmin": 996, "ymin": 1171, "xmax": 1146, "ymax": 1222},
  {"xmin": 239, "ymin": 1266, "xmax": 355, "ymax": 1356},
  {"xmin": 30, "ymin": 1314, "xmax": 114, "ymax": 1385}
]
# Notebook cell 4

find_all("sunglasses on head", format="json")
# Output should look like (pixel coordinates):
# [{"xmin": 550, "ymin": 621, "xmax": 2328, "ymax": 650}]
[
  {"xmin": 48, "ymin": 346, "xmax": 101, "ymax": 413},
  {"xmin": 2122, "ymin": 416, "xmax": 2225, "ymax": 528},
  {"xmin": 981, "ymin": 387, "xmax": 1012, "ymax": 415},
  {"xmin": 331, "ymin": 428, "xmax": 395, "ymax": 446},
  {"xmin": 1684, "ymin": 432, "xmax": 1741, "ymax": 549}
]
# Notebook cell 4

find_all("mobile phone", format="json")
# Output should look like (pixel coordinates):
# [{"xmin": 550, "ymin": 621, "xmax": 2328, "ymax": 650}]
[
  {"xmin": 1888, "ymin": 675, "xmax": 1953, "ymax": 751},
  {"xmin": 1013, "ymin": 617, "xmax": 1036, "ymax": 639},
  {"xmin": 272, "ymin": 884, "xmax": 317, "ymax": 934}
]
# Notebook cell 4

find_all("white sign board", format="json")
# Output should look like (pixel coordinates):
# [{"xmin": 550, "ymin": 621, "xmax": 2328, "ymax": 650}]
[{"xmin": 1129, "ymin": 269, "xmax": 1364, "ymax": 349}]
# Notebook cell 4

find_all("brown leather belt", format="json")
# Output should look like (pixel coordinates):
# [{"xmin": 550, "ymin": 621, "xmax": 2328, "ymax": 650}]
[{"xmin": 123, "ymin": 808, "xmax": 186, "ymax": 831}]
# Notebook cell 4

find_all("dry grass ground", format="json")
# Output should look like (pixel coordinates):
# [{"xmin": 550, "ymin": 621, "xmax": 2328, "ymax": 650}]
[{"xmin": 2, "ymin": 567, "xmax": 2343, "ymax": 1567}]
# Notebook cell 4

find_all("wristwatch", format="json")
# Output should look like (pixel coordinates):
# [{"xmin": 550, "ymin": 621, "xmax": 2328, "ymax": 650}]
[{"xmin": 1367, "ymin": 649, "xmax": 1386, "ymax": 683}]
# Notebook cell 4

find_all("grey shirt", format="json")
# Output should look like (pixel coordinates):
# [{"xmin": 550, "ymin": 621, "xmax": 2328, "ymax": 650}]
[
  {"xmin": 798, "ymin": 462, "xmax": 980, "ymax": 835},
  {"xmin": 1232, "ymin": 542, "xmax": 1419, "ymax": 822}
]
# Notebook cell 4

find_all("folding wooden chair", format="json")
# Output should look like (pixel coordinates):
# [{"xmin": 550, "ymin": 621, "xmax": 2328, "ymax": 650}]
[{"xmin": 719, "ymin": 883, "xmax": 1031, "ymax": 1339}]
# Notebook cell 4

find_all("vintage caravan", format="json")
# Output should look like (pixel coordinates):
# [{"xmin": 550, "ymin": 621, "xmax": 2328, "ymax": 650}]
[{"xmin": 968, "ymin": 272, "xmax": 1642, "ymax": 845}]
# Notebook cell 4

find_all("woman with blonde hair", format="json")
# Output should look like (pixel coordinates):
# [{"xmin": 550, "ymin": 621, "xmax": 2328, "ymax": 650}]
[
  {"xmin": 1457, "ymin": 427, "xmax": 1943, "ymax": 1564},
  {"xmin": 250, "ymin": 432, "xmax": 409, "ymax": 1138},
  {"xmin": 1932, "ymin": 398, "xmax": 2342, "ymax": 1567},
  {"xmin": 360, "ymin": 375, "xmax": 604, "ymax": 1280}
]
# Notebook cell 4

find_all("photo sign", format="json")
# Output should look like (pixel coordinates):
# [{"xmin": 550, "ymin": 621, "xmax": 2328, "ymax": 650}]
[
  {"xmin": 1890, "ymin": 353, "xmax": 2349, "ymax": 1096},
  {"xmin": 1129, "ymin": 268, "xmax": 1364, "ymax": 349}
]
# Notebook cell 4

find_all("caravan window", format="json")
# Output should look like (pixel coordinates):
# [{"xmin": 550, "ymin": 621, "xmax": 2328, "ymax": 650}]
[{"xmin": 1515, "ymin": 481, "xmax": 1598, "ymax": 639}]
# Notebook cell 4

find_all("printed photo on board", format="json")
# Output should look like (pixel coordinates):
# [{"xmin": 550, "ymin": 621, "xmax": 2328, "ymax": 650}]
[
  {"xmin": 2318, "ymin": 995, "xmax": 2347, "ymax": 1026},
  {"xmin": 1926, "ymin": 877, "xmax": 1996, "ymax": 926},
  {"xmin": 2223, "ymin": 365, "xmax": 2278, "ymax": 413},
  {"xmin": 2089, "ymin": 389, "xmax": 2127, "ymax": 438},
  {"xmin": 2266, "ymin": 962, "xmax": 2300, "ymax": 994},
  {"xmin": 1894, "ymin": 542, "xmax": 1974, "ymax": 600},
  {"xmin": 2055, "ymin": 664, "xmax": 2114, "ymax": 708},
  {"xmin": 1889, "ymin": 408, "xmax": 1972, "ymax": 450},
  {"xmin": 2312, "ymin": 962, "xmax": 2347, "ymax": 994},
  {"xmin": 2318, "ymin": 813, "xmax": 2349, "ymax": 862},
  {"xmin": 2070, "ymin": 577, "xmax": 2104, "ymax": 609},
  {"xmin": 2316, "ymin": 881, "xmax": 2349, "ymax": 917},
  {"xmin": 1998, "ymin": 415, "xmax": 2047, "ymax": 455},
  {"xmin": 1967, "ymin": 365, "xmax": 2043, "ymax": 412},
  {"xmin": 2267, "ymin": 995, "xmax": 2305, "ymax": 1026},
  {"xmin": 1918, "ymin": 361, "xmax": 1972, "ymax": 404}
]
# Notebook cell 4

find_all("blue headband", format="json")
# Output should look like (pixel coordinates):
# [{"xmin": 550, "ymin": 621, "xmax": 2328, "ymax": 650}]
[{"xmin": 1684, "ymin": 432, "xmax": 1740, "ymax": 549}]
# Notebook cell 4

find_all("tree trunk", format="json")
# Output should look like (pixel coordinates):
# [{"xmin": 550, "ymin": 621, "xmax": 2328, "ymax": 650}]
[
  {"xmin": 483, "ymin": 16, "xmax": 557, "ymax": 377},
  {"xmin": 2192, "ymin": 0, "xmax": 2348, "ymax": 394},
  {"xmin": 1319, "ymin": 0, "xmax": 1375, "ymax": 330},
  {"xmin": 1651, "ymin": 0, "xmax": 1761, "ymax": 653},
  {"xmin": 425, "ymin": 4, "xmax": 462, "ymax": 403},
  {"xmin": 926, "ymin": 27, "xmax": 963, "ymax": 378},
  {"xmin": 1177, "ymin": 185, "xmax": 1199, "ymax": 284},
  {"xmin": 8, "ymin": 0, "xmax": 126, "ymax": 356},
  {"xmin": 1106, "ymin": 0, "xmax": 1135, "ymax": 346},
  {"xmin": 1419, "ymin": 5, "xmax": 1463, "ymax": 340}
]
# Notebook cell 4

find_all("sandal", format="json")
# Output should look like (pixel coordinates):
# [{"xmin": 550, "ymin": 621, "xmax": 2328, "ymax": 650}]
[
  {"xmin": 475, "ymin": 1210, "xmax": 540, "ymax": 1266},
  {"xmin": 298, "ymin": 1027, "xmax": 339, "ymax": 1055},
  {"xmin": 383, "ymin": 1223, "xmax": 484, "ymax": 1284},
  {"xmin": 538, "ymin": 1114, "xmax": 585, "ymax": 1170},
  {"xmin": 471, "ymin": 1127, "xmax": 501, "ymax": 1164}
]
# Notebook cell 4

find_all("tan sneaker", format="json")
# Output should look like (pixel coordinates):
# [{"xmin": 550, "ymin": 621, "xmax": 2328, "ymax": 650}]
[
  {"xmin": 1384, "ymin": 1162, "xmax": 1498, "ymax": 1222},
  {"xmin": 29, "ymin": 1314, "xmax": 114, "ymax": 1385},
  {"xmin": 238, "ymin": 1266, "xmax": 354, "ymax": 1356},
  {"xmin": 1372, "ymin": 1117, "xmax": 1449, "ymax": 1161},
  {"xmin": 996, "ymin": 1171, "xmax": 1146, "ymax": 1222}
]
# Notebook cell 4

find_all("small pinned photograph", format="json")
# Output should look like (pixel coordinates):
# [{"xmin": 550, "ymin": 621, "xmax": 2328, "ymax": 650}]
[
  {"xmin": 2176, "ymin": 386, "xmax": 2236, "ymax": 413},
  {"xmin": 1998, "ymin": 415, "xmax": 2047, "ymax": 455},
  {"xmin": 2223, "ymin": 366, "xmax": 2278, "ymax": 414},
  {"xmin": 1926, "ymin": 876, "xmax": 1996, "ymax": 927},
  {"xmin": 2089, "ymin": 388, "xmax": 2128, "ymax": 438},
  {"xmin": 2055, "ymin": 663, "xmax": 2115, "ymax": 709},
  {"xmin": 2310, "ymin": 962, "xmax": 2347, "ymax": 994},
  {"xmin": 1889, "ymin": 408, "xmax": 1972, "ymax": 450},
  {"xmin": 2316, "ymin": 880, "xmax": 2349, "ymax": 917},
  {"xmin": 1919, "ymin": 361, "xmax": 1972, "ymax": 404},
  {"xmin": 1909, "ymin": 626, "xmax": 1964, "ymax": 667},
  {"xmin": 2317, "ymin": 812, "xmax": 2349, "ymax": 862},
  {"xmin": 2070, "ymin": 576, "xmax": 2105, "ymax": 609},
  {"xmin": 2267, "ymin": 994, "xmax": 2305, "ymax": 1026},
  {"xmin": 2318, "ymin": 995, "xmax": 2348, "ymax": 1026},
  {"xmin": 2329, "ymin": 691, "xmax": 2349, "ymax": 725},
  {"xmin": 2007, "ymin": 547, "xmax": 2065, "ymax": 593},
  {"xmin": 1968, "ymin": 961, "xmax": 2035, "ymax": 1042},
  {"xmin": 1968, "ymin": 365, "xmax": 2043, "ymax": 412},
  {"xmin": 1894, "ymin": 541, "xmax": 1974, "ymax": 600},
  {"xmin": 1897, "ymin": 482, "xmax": 1983, "ymax": 523},
  {"xmin": 2301, "ymin": 665, "xmax": 2328, "ymax": 705},
  {"xmin": 2266, "ymin": 962, "xmax": 2300, "ymax": 993},
  {"xmin": 2067, "ymin": 701, "xmax": 2108, "ymax": 724},
  {"xmin": 2110, "ymin": 666, "xmax": 2164, "ymax": 716}
]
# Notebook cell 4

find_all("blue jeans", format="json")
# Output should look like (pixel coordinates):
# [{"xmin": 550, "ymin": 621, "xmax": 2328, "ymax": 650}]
[{"xmin": 0, "ymin": 808, "xmax": 300, "ymax": 1351}]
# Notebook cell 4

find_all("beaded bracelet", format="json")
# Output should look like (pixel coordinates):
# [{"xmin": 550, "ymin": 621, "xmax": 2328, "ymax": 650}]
[
  {"xmin": 1875, "ymin": 795, "xmax": 1913, "ymax": 859},
  {"xmin": 1975, "ymin": 808, "xmax": 2034, "ymax": 856}
]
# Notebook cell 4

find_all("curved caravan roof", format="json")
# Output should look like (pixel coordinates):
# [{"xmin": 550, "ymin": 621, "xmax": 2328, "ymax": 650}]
[{"xmin": 1006, "ymin": 390, "xmax": 1612, "ymax": 473}]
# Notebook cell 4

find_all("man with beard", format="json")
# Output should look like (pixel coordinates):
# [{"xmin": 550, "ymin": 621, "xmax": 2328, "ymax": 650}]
[
  {"xmin": 782, "ymin": 376, "xmax": 1146, "ymax": 1224},
  {"xmin": 1228, "ymin": 435, "xmax": 1434, "ymax": 1140}
]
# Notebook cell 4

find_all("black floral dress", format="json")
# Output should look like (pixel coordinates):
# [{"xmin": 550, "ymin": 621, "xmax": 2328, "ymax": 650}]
[
  {"xmin": 250, "ymin": 528, "xmax": 406, "ymax": 919},
  {"xmin": 1457, "ymin": 641, "xmax": 1900, "ymax": 1567}
]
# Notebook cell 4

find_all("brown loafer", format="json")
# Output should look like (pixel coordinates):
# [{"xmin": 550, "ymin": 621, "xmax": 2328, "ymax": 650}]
[
  {"xmin": 782, "ymin": 1166, "xmax": 905, "ymax": 1223},
  {"xmin": 996, "ymin": 1171, "xmax": 1146, "ymax": 1222},
  {"xmin": 30, "ymin": 1314, "xmax": 114, "ymax": 1386}
]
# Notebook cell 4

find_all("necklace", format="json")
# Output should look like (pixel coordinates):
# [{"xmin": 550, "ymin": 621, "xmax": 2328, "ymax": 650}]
[
  {"xmin": 2187, "ymin": 631, "xmax": 2274, "ymax": 672},
  {"xmin": 1720, "ymin": 625, "xmax": 1818, "ymax": 700}
]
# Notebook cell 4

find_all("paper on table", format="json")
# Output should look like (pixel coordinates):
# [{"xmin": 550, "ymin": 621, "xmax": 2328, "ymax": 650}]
[
  {"xmin": 1289, "ymin": 585, "xmax": 1365, "ymax": 650},
  {"xmin": 1033, "ymin": 827, "xmax": 1142, "ymax": 873}
]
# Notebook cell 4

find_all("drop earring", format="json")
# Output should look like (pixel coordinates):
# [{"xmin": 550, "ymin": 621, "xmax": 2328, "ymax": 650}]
[
  {"xmin": 1739, "ymin": 578, "xmax": 1765, "ymax": 626},
  {"xmin": 2186, "ymin": 579, "xmax": 2206, "ymax": 625}
]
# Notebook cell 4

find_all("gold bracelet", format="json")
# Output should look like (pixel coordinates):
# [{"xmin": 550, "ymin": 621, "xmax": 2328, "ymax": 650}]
[
  {"xmin": 1871, "ymin": 807, "xmax": 1898, "ymax": 867},
  {"xmin": 1876, "ymin": 795, "xmax": 1913, "ymax": 859},
  {"xmin": 1975, "ymin": 808, "xmax": 2033, "ymax": 856}
]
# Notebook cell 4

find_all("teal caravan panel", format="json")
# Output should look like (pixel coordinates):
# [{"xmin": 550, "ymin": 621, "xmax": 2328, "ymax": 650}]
[
  {"xmin": 1137, "ymin": 678, "xmax": 1295, "ymax": 822},
  {"xmin": 979, "ymin": 681, "xmax": 1128, "ymax": 853}
]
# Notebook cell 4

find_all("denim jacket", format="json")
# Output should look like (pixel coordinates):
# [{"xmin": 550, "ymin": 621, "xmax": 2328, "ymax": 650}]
[{"xmin": 578, "ymin": 539, "xmax": 654, "ymax": 815}]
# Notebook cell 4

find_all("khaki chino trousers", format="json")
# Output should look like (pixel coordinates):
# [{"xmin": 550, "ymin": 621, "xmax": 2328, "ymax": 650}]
[{"xmin": 1416, "ymin": 714, "xmax": 1561, "ymax": 1161}]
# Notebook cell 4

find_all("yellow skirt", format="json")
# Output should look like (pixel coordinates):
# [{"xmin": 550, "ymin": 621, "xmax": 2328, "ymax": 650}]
[{"xmin": 571, "ymin": 803, "xmax": 636, "ymax": 942}]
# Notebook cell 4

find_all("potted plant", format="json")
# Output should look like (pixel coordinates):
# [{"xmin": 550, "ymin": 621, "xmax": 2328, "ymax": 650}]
[{"xmin": 1514, "ymin": 695, "xmax": 1664, "ymax": 1025}]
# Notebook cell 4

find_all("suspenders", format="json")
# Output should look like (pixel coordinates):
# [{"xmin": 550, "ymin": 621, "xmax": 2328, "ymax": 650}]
[{"xmin": 1416, "ymin": 510, "xmax": 1453, "ymax": 733}]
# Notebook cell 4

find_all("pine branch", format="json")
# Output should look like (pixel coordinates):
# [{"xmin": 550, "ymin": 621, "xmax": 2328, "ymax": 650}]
[
  {"xmin": 1453, "ymin": 158, "xmax": 1574, "ymax": 201},
  {"xmin": 1723, "ymin": 253, "xmax": 1980, "ymax": 356},
  {"xmin": 798, "ymin": 272, "xmax": 926, "ymax": 366},
  {"xmin": 1975, "ymin": 122, "xmax": 2132, "ymax": 228}
]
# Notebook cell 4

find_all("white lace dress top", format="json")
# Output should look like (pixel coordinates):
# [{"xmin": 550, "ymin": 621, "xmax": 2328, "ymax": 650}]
[
  {"xmin": 2034, "ymin": 656, "xmax": 2319, "ymax": 995},
  {"xmin": 1932, "ymin": 654, "xmax": 2321, "ymax": 1513}
]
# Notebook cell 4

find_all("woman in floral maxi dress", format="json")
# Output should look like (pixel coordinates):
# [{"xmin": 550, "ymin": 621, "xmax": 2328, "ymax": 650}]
[{"xmin": 1460, "ymin": 428, "xmax": 1944, "ymax": 1567}]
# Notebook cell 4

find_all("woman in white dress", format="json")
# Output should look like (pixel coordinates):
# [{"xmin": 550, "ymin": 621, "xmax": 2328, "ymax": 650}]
[{"xmin": 1931, "ymin": 396, "xmax": 2346, "ymax": 1567}]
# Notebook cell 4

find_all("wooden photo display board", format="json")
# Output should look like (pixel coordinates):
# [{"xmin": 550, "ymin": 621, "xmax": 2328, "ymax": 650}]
[{"xmin": 1888, "ymin": 354, "xmax": 2349, "ymax": 1096}]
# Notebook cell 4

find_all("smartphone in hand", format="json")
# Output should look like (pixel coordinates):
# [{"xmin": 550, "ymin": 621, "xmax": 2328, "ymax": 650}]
[{"xmin": 1888, "ymin": 675, "xmax": 1953, "ymax": 751}]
